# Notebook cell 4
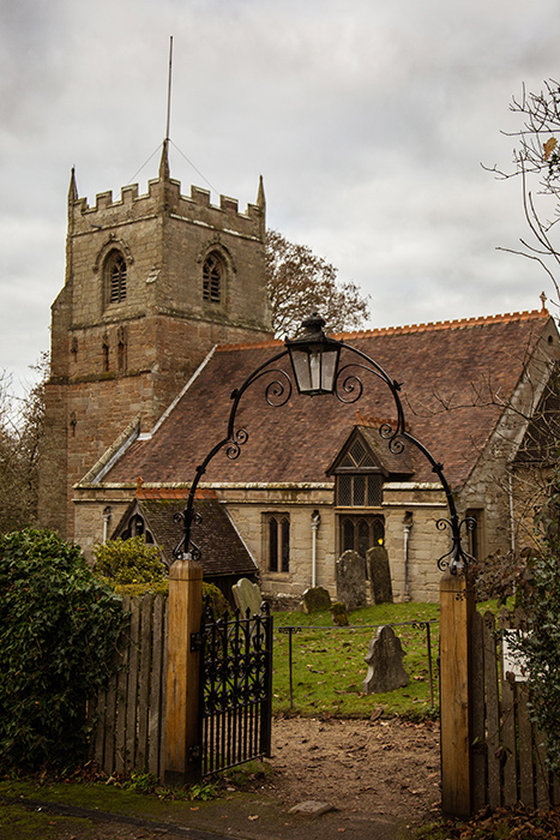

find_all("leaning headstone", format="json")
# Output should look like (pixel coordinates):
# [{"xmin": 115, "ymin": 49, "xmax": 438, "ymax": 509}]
[
  {"xmin": 336, "ymin": 550, "xmax": 367, "ymax": 611},
  {"xmin": 301, "ymin": 586, "xmax": 332, "ymax": 614},
  {"xmin": 362, "ymin": 625, "xmax": 409, "ymax": 694},
  {"xmin": 232, "ymin": 577, "xmax": 262, "ymax": 615},
  {"xmin": 367, "ymin": 546, "xmax": 393, "ymax": 604}
]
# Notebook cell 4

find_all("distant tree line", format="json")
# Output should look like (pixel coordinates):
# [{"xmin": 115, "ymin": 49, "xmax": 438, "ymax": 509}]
[{"xmin": 0, "ymin": 355, "xmax": 46, "ymax": 534}]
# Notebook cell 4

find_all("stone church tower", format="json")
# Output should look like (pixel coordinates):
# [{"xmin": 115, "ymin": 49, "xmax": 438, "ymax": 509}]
[{"xmin": 39, "ymin": 142, "xmax": 272, "ymax": 537}]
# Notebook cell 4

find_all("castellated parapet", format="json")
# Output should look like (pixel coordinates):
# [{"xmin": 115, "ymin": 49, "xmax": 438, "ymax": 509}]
[
  {"xmin": 72, "ymin": 177, "xmax": 265, "ymax": 240},
  {"xmin": 39, "ymin": 144, "xmax": 272, "ymax": 538}
]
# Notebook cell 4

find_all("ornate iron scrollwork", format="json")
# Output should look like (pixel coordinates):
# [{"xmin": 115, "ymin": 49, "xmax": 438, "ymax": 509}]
[
  {"xmin": 435, "ymin": 516, "xmax": 476, "ymax": 572},
  {"xmin": 226, "ymin": 428, "xmax": 249, "ymax": 460},
  {"xmin": 176, "ymin": 317, "xmax": 470, "ymax": 574}
]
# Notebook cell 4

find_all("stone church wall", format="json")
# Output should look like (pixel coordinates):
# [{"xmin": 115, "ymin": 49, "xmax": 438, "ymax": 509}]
[{"xmin": 39, "ymin": 155, "xmax": 271, "ymax": 538}]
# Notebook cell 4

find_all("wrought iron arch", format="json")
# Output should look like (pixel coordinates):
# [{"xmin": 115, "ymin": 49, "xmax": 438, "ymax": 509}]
[{"xmin": 174, "ymin": 315, "xmax": 474, "ymax": 573}]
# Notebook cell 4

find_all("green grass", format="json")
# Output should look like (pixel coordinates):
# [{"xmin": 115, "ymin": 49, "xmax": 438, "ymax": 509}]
[{"xmin": 271, "ymin": 601, "xmax": 440, "ymax": 719}]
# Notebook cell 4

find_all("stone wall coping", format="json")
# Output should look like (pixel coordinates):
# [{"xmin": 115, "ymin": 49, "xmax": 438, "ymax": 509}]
[
  {"xmin": 78, "ymin": 416, "xmax": 141, "ymax": 487},
  {"xmin": 77, "ymin": 480, "xmax": 333, "ymax": 491},
  {"xmin": 383, "ymin": 482, "xmax": 443, "ymax": 490},
  {"xmin": 382, "ymin": 500, "xmax": 447, "ymax": 508}
]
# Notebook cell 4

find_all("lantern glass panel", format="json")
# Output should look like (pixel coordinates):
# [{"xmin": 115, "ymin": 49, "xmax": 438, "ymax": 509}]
[
  {"xmin": 290, "ymin": 348, "xmax": 312, "ymax": 393},
  {"xmin": 320, "ymin": 347, "xmax": 339, "ymax": 392}
]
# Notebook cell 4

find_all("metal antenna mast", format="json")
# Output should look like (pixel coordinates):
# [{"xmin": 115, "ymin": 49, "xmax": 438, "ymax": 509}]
[{"xmin": 165, "ymin": 35, "xmax": 174, "ymax": 141}]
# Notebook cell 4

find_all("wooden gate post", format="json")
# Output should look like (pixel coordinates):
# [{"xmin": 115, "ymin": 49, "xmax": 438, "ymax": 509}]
[
  {"xmin": 440, "ymin": 568, "xmax": 474, "ymax": 817},
  {"xmin": 164, "ymin": 556, "xmax": 203, "ymax": 786}
]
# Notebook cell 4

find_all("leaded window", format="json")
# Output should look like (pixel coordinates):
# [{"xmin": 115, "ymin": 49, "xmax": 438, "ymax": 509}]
[
  {"xmin": 340, "ymin": 514, "xmax": 384, "ymax": 556},
  {"xmin": 336, "ymin": 473, "xmax": 383, "ymax": 506},
  {"xmin": 334, "ymin": 433, "xmax": 384, "ymax": 507}
]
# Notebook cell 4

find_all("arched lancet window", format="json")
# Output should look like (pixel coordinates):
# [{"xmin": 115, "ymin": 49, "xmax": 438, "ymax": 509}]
[
  {"xmin": 265, "ymin": 513, "xmax": 290, "ymax": 573},
  {"xmin": 202, "ymin": 252, "xmax": 223, "ymax": 303},
  {"xmin": 105, "ymin": 250, "xmax": 127, "ymax": 304},
  {"xmin": 122, "ymin": 513, "xmax": 154, "ymax": 544}
]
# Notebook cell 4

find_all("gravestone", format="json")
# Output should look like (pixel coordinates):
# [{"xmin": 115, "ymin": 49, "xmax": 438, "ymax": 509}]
[
  {"xmin": 362, "ymin": 625, "xmax": 409, "ymax": 694},
  {"xmin": 367, "ymin": 546, "xmax": 393, "ymax": 604},
  {"xmin": 330, "ymin": 601, "xmax": 349, "ymax": 626},
  {"xmin": 232, "ymin": 578, "xmax": 263, "ymax": 616},
  {"xmin": 336, "ymin": 550, "xmax": 367, "ymax": 611},
  {"xmin": 301, "ymin": 586, "xmax": 332, "ymax": 614}
]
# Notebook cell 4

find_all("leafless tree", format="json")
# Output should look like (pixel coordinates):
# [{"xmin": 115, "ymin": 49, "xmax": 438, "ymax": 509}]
[
  {"xmin": 485, "ymin": 79, "xmax": 560, "ymax": 307},
  {"xmin": 265, "ymin": 229, "xmax": 371, "ymax": 337}
]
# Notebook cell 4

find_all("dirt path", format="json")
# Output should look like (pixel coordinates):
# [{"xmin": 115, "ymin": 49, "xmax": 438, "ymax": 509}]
[
  {"xmin": 266, "ymin": 716, "xmax": 441, "ymax": 825},
  {"xmin": 0, "ymin": 717, "xmax": 441, "ymax": 840}
]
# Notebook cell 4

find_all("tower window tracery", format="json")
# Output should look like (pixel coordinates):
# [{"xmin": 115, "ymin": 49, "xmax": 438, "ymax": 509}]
[
  {"xmin": 105, "ymin": 251, "xmax": 127, "ymax": 304},
  {"xmin": 202, "ymin": 253, "xmax": 223, "ymax": 303}
]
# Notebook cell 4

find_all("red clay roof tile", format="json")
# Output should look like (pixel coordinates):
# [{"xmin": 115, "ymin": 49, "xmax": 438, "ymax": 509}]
[{"xmin": 104, "ymin": 310, "xmax": 552, "ymax": 491}]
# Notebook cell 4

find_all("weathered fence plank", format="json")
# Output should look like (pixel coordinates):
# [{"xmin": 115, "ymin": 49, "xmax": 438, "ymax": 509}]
[
  {"xmin": 137, "ymin": 594, "xmax": 154, "ymax": 771},
  {"xmin": 159, "ymin": 598, "xmax": 169, "ymax": 781},
  {"xmin": 91, "ymin": 592, "xmax": 168, "ymax": 780},
  {"xmin": 103, "ymin": 668, "xmax": 118, "ymax": 774},
  {"xmin": 124, "ymin": 597, "xmax": 140, "ymax": 774},
  {"xmin": 535, "ymin": 726, "xmax": 549, "ymax": 809},
  {"xmin": 115, "ymin": 595, "xmax": 130, "ymax": 775},
  {"xmin": 501, "ymin": 676, "xmax": 517, "ymax": 805},
  {"xmin": 467, "ymin": 605, "xmax": 560, "ymax": 813},
  {"xmin": 471, "ymin": 610, "xmax": 486, "ymax": 812},
  {"xmin": 483, "ymin": 611, "xmax": 501, "ymax": 809},
  {"xmin": 149, "ymin": 594, "xmax": 165, "ymax": 776},
  {"xmin": 517, "ymin": 682, "xmax": 534, "ymax": 807},
  {"xmin": 498, "ymin": 609, "xmax": 517, "ymax": 807}
]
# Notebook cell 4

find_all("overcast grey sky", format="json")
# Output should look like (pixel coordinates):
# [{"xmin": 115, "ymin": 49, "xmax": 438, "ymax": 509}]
[{"xmin": 2, "ymin": 0, "xmax": 560, "ymax": 397}]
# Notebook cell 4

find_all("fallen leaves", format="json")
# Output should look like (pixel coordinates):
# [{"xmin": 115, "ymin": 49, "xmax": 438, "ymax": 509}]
[{"xmin": 416, "ymin": 804, "xmax": 560, "ymax": 840}]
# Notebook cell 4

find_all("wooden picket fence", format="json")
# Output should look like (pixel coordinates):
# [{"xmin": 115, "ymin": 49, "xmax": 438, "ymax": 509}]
[
  {"xmin": 91, "ymin": 593, "xmax": 168, "ymax": 778},
  {"xmin": 470, "ymin": 608, "xmax": 560, "ymax": 811}
]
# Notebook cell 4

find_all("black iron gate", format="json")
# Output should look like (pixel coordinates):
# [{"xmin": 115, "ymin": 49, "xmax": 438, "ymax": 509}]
[{"xmin": 199, "ymin": 600, "xmax": 273, "ymax": 776}]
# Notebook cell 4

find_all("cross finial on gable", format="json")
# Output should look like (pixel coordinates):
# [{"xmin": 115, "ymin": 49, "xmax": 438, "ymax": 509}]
[{"xmin": 540, "ymin": 290, "xmax": 548, "ymax": 312}]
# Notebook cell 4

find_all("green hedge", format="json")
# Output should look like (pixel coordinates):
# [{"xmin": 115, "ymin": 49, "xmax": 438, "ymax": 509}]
[{"xmin": 0, "ymin": 529, "xmax": 127, "ymax": 772}]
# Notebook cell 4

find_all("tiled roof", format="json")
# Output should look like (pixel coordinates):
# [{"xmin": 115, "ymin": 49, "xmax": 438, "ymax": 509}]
[
  {"xmin": 121, "ymin": 496, "xmax": 257, "ymax": 576},
  {"xmin": 104, "ymin": 310, "xmax": 552, "ymax": 490}
]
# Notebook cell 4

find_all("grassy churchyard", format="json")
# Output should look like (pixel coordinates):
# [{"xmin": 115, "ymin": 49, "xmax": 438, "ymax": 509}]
[{"xmin": 271, "ymin": 601, "xmax": 440, "ymax": 719}]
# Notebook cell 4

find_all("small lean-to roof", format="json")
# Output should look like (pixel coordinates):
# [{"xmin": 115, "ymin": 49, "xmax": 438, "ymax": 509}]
[
  {"xmin": 113, "ymin": 492, "xmax": 257, "ymax": 577},
  {"xmin": 103, "ymin": 309, "xmax": 553, "ymax": 490}
]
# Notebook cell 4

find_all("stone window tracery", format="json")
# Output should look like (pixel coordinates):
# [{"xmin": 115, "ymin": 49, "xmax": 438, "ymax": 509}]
[
  {"xmin": 105, "ymin": 250, "xmax": 127, "ymax": 304},
  {"xmin": 339, "ymin": 514, "xmax": 384, "ymax": 556},
  {"xmin": 202, "ymin": 252, "xmax": 223, "ymax": 303}
]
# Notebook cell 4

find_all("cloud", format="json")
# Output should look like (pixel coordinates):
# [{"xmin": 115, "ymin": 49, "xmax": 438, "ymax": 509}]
[{"xmin": 1, "ymin": 0, "xmax": 560, "ymax": 397}]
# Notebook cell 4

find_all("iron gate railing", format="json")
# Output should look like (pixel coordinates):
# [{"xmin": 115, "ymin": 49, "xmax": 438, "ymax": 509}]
[{"xmin": 199, "ymin": 600, "xmax": 273, "ymax": 776}]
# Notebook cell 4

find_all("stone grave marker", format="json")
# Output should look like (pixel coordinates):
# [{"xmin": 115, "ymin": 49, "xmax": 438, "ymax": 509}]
[
  {"xmin": 330, "ymin": 601, "xmax": 349, "ymax": 625},
  {"xmin": 301, "ymin": 586, "xmax": 332, "ymax": 614},
  {"xmin": 232, "ymin": 577, "xmax": 263, "ymax": 616},
  {"xmin": 336, "ymin": 550, "xmax": 367, "ymax": 611},
  {"xmin": 362, "ymin": 625, "xmax": 409, "ymax": 694},
  {"xmin": 367, "ymin": 546, "xmax": 393, "ymax": 604}
]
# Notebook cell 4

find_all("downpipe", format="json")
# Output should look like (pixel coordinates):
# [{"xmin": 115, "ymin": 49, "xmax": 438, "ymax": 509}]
[{"xmin": 311, "ymin": 509, "xmax": 321, "ymax": 588}]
